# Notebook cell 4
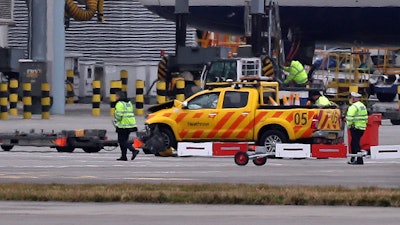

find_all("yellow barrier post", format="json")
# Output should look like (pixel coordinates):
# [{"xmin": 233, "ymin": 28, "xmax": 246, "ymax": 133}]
[
  {"xmin": 9, "ymin": 79, "xmax": 18, "ymax": 116},
  {"xmin": 120, "ymin": 70, "xmax": 128, "ymax": 96},
  {"xmin": 66, "ymin": 69, "xmax": 74, "ymax": 104},
  {"xmin": 110, "ymin": 80, "xmax": 122, "ymax": 116},
  {"xmin": 175, "ymin": 78, "xmax": 185, "ymax": 101},
  {"xmin": 0, "ymin": 83, "xmax": 8, "ymax": 120},
  {"xmin": 156, "ymin": 80, "xmax": 166, "ymax": 104},
  {"xmin": 41, "ymin": 83, "xmax": 50, "ymax": 119},
  {"xmin": 135, "ymin": 80, "xmax": 144, "ymax": 116},
  {"xmin": 22, "ymin": 83, "xmax": 32, "ymax": 119},
  {"xmin": 92, "ymin": 80, "xmax": 101, "ymax": 116}
]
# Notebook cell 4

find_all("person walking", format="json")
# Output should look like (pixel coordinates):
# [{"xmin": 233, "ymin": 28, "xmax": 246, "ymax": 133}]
[
  {"xmin": 346, "ymin": 92, "xmax": 368, "ymax": 165},
  {"xmin": 283, "ymin": 60, "xmax": 308, "ymax": 87},
  {"xmin": 114, "ymin": 91, "xmax": 139, "ymax": 161}
]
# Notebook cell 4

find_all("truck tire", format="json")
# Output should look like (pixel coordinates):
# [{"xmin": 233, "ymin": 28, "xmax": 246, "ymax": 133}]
[
  {"xmin": 82, "ymin": 147, "xmax": 102, "ymax": 153},
  {"xmin": 258, "ymin": 130, "xmax": 288, "ymax": 155},
  {"xmin": 56, "ymin": 146, "xmax": 75, "ymax": 153},
  {"xmin": 1, "ymin": 145, "xmax": 14, "ymax": 151},
  {"xmin": 376, "ymin": 93, "xmax": 396, "ymax": 102},
  {"xmin": 159, "ymin": 127, "xmax": 177, "ymax": 149},
  {"xmin": 390, "ymin": 119, "xmax": 400, "ymax": 125}
]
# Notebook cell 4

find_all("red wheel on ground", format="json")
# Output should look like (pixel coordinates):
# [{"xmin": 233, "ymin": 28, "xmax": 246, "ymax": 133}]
[
  {"xmin": 253, "ymin": 157, "xmax": 267, "ymax": 166},
  {"xmin": 234, "ymin": 151, "xmax": 249, "ymax": 166}
]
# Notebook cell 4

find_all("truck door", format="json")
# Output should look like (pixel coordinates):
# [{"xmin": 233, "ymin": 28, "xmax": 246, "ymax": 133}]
[
  {"xmin": 177, "ymin": 92, "xmax": 221, "ymax": 140},
  {"xmin": 212, "ymin": 90, "xmax": 254, "ymax": 140}
]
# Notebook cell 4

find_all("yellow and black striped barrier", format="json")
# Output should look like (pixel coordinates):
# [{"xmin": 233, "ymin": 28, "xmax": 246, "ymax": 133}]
[
  {"xmin": 0, "ymin": 83, "xmax": 8, "ymax": 120},
  {"xmin": 156, "ymin": 80, "xmax": 166, "ymax": 104},
  {"xmin": 22, "ymin": 83, "xmax": 32, "ymax": 119},
  {"xmin": 41, "ymin": 83, "xmax": 50, "ymax": 119},
  {"xmin": 175, "ymin": 78, "xmax": 185, "ymax": 101},
  {"xmin": 92, "ymin": 80, "xmax": 101, "ymax": 116},
  {"xmin": 66, "ymin": 69, "xmax": 74, "ymax": 104},
  {"xmin": 120, "ymin": 70, "xmax": 128, "ymax": 96},
  {"xmin": 8, "ymin": 79, "xmax": 18, "ymax": 116},
  {"xmin": 110, "ymin": 80, "xmax": 122, "ymax": 116},
  {"xmin": 135, "ymin": 79, "xmax": 144, "ymax": 116}
]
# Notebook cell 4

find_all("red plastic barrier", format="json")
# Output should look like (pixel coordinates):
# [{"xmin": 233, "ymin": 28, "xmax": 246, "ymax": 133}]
[{"xmin": 348, "ymin": 113, "xmax": 382, "ymax": 152}]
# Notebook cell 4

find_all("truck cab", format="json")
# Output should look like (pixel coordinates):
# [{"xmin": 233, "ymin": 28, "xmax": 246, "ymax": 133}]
[{"xmin": 200, "ymin": 57, "xmax": 275, "ymax": 89}]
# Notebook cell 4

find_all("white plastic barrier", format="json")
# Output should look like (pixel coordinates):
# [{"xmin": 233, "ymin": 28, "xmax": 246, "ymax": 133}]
[
  {"xmin": 370, "ymin": 145, "xmax": 400, "ymax": 159},
  {"xmin": 177, "ymin": 142, "xmax": 213, "ymax": 157},
  {"xmin": 275, "ymin": 143, "xmax": 311, "ymax": 158}
]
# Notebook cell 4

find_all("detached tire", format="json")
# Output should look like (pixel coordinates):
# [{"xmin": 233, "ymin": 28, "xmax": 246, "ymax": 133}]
[
  {"xmin": 258, "ymin": 129, "xmax": 288, "ymax": 155},
  {"xmin": 234, "ymin": 151, "xmax": 249, "ymax": 166},
  {"xmin": 1, "ymin": 145, "xmax": 14, "ymax": 151}
]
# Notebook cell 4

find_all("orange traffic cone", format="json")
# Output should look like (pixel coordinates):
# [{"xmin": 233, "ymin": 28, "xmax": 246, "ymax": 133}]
[
  {"xmin": 282, "ymin": 94, "xmax": 290, "ymax": 106},
  {"xmin": 268, "ymin": 96, "xmax": 278, "ymax": 106},
  {"xmin": 133, "ymin": 138, "xmax": 143, "ymax": 149},
  {"xmin": 294, "ymin": 93, "xmax": 300, "ymax": 106},
  {"xmin": 288, "ymin": 92, "xmax": 294, "ymax": 105}
]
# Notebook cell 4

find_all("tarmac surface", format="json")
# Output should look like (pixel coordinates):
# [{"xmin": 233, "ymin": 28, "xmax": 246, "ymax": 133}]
[{"xmin": 1, "ymin": 103, "xmax": 399, "ymax": 224}]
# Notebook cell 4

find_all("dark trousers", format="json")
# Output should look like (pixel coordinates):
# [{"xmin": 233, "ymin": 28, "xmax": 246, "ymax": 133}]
[
  {"xmin": 350, "ymin": 128, "xmax": 364, "ymax": 161},
  {"xmin": 117, "ymin": 130, "xmax": 133, "ymax": 159}
]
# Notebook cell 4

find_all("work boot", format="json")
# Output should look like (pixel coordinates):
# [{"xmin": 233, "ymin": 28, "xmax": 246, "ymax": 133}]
[
  {"xmin": 356, "ymin": 157, "xmax": 364, "ymax": 165},
  {"xmin": 347, "ymin": 157, "xmax": 355, "ymax": 164},
  {"xmin": 131, "ymin": 149, "xmax": 140, "ymax": 161}
]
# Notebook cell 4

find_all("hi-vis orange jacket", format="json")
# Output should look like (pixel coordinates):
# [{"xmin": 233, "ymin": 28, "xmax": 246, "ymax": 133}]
[{"xmin": 145, "ymin": 82, "xmax": 343, "ymax": 146}]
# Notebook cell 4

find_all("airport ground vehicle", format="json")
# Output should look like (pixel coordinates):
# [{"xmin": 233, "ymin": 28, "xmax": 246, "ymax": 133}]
[
  {"xmin": 368, "ymin": 48, "xmax": 400, "ymax": 102},
  {"xmin": 0, "ymin": 129, "xmax": 118, "ymax": 153},
  {"xmin": 144, "ymin": 81, "xmax": 343, "ymax": 156}
]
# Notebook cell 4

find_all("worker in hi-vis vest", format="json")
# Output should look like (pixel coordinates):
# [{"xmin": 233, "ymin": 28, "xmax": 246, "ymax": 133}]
[
  {"xmin": 283, "ymin": 60, "xmax": 308, "ymax": 87},
  {"xmin": 346, "ymin": 92, "xmax": 368, "ymax": 165}
]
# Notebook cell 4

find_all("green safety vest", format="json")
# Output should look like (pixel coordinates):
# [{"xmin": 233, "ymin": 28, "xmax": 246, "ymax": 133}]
[
  {"xmin": 283, "ymin": 60, "xmax": 308, "ymax": 85},
  {"xmin": 114, "ymin": 101, "xmax": 137, "ymax": 129},
  {"xmin": 316, "ymin": 95, "xmax": 331, "ymax": 107},
  {"xmin": 346, "ymin": 101, "xmax": 368, "ymax": 130}
]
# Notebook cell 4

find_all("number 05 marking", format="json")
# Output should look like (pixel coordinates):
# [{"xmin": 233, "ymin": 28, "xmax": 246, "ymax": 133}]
[{"xmin": 294, "ymin": 112, "xmax": 307, "ymax": 125}]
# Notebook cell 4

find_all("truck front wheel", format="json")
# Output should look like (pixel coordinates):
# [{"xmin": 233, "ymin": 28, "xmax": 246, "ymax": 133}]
[
  {"xmin": 258, "ymin": 130, "xmax": 288, "ymax": 155},
  {"xmin": 159, "ymin": 127, "xmax": 177, "ymax": 149}
]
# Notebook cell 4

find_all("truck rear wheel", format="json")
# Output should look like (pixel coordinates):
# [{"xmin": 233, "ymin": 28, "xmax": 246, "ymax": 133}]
[
  {"xmin": 258, "ymin": 130, "xmax": 288, "ymax": 155},
  {"xmin": 390, "ymin": 119, "xmax": 400, "ymax": 125}
]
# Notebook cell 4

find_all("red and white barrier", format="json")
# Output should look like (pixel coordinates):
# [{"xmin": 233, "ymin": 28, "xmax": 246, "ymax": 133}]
[
  {"xmin": 177, "ymin": 142, "xmax": 213, "ymax": 157},
  {"xmin": 370, "ymin": 145, "xmax": 400, "ymax": 159},
  {"xmin": 311, "ymin": 144, "xmax": 347, "ymax": 158},
  {"xmin": 275, "ymin": 143, "xmax": 311, "ymax": 158},
  {"xmin": 212, "ymin": 142, "xmax": 248, "ymax": 156}
]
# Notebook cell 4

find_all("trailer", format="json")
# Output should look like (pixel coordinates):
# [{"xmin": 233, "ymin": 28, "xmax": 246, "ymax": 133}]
[{"xmin": 0, "ymin": 129, "xmax": 118, "ymax": 153}]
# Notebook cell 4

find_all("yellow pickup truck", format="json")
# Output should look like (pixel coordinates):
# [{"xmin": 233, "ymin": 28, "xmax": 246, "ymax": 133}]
[{"xmin": 144, "ymin": 81, "xmax": 343, "ymax": 155}]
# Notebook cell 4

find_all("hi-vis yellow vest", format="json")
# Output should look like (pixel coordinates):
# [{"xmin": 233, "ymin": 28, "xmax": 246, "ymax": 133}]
[
  {"xmin": 114, "ymin": 101, "xmax": 136, "ymax": 129},
  {"xmin": 346, "ymin": 101, "xmax": 368, "ymax": 130}
]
